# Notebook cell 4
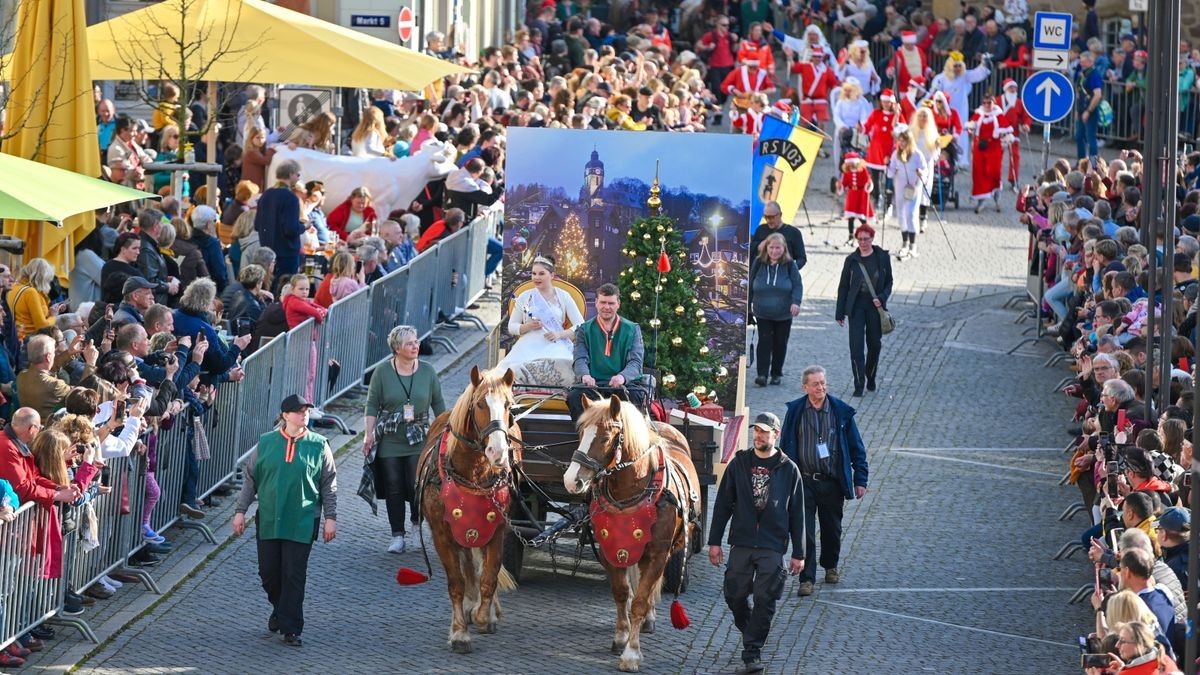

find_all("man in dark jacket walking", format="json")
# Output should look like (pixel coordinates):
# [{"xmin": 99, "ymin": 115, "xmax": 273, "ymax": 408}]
[
  {"xmin": 780, "ymin": 364, "xmax": 869, "ymax": 597},
  {"xmin": 709, "ymin": 411, "xmax": 805, "ymax": 674}
]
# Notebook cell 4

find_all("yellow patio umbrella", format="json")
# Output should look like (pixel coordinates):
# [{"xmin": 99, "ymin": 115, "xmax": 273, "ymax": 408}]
[
  {"xmin": 2, "ymin": 0, "xmax": 101, "ymax": 277},
  {"xmin": 80, "ymin": 0, "xmax": 470, "ymax": 90}
]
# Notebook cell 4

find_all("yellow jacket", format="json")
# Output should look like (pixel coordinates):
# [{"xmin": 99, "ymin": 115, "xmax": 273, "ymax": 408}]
[
  {"xmin": 7, "ymin": 281, "xmax": 53, "ymax": 341},
  {"xmin": 606, "ymin": 108, "xmax": 647, "ymax": 131}
]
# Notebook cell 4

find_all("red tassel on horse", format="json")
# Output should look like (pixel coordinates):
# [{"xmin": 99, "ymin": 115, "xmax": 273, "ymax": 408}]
[
  {"xmin": 657, "ymin": 250, "xmax": 671, "ymax": 273},
  {"xmin": 396, "ymin": 567, "xmax": 429, "ymax": 585},
  {"xmin": 670, "ymin": 599, "xmax": 690, "ymax": 629}
]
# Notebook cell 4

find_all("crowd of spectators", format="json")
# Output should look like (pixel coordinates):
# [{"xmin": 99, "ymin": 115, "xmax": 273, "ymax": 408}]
[{"xmin": 1016, "ymin": 143, "xmax": 1198, "ymax": 671}]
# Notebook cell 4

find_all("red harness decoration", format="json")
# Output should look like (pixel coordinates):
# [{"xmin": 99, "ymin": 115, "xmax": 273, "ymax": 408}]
[
  {"xmin": 589, "ymin": 446, "xmax": 668, "ymax": 569},
  {"xmin": 437, "ymin": 432, "xmax": 511, "ymax": 549}
]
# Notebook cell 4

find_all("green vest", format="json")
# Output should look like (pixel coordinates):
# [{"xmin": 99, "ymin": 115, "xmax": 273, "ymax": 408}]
[
  {"xmin": 584, "ymin": 316, "xmax": 635, "ymax": 381},
  {"xmin": 254, "ymin": 429, "xmax": 327, "ymax": 543}
]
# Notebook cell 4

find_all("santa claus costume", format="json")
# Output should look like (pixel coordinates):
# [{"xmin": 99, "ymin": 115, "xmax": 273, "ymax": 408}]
[
  {"xmin": 731, "ymin": 94, "xmax": 768, "ymax": 139},
  {"xmin": 968, "ymin": 94, "xmax": 1014, "ymax": 212},
  {"xmin": 930, "ymin": 91, "xmax": 963, "ymax": 166},
  {"xmin": 791, "ymin": 47, "xmax": 840, "ymax": 129},
  {"xmin": 863, "ymin": 90, "xmax": 899, "ymax": 209},
  {"xmin": 898, "ymin": 76, "xmax": 927, "ymax": 122},
  {"xmin": 999, "ymin": 78, "xmax": 1032, "ymax": 191},
  {"xmin": 737, "ymin": 38, "xmax": 775, "ymax": 73},
  {"xmin": 840, "ymin": 152, "xmax": 875, "ymax": 243},
  {"xmin": 887, "ymin": 31, "xmax": 930, "ymax": 95},
  {"xmin": 720, "ymin": 60, "xmax": 776, "ymax": 127}
]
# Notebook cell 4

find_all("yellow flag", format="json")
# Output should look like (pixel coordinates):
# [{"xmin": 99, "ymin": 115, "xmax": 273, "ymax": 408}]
[{"xmin": 750, "ymin": 115, "xmax": 825, "ymax": 230}]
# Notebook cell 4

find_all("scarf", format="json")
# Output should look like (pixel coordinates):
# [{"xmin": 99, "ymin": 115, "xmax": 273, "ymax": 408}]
[
  {"xmin": 280, "ymin": 426, "xmax": 306, "ymax": 463},
  {"xmin": 597, "ymin": 316, "xmax": 621, "ymax": 357}
]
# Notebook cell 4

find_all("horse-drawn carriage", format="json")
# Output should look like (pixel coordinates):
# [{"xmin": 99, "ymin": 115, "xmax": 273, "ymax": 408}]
[
  {"xmin": 494, "ymin": 278, "xmax": 725, "ymax": 592},
  {"xmin": 415, "ymin": 269, "xmax": 740, "ymax": 670}
]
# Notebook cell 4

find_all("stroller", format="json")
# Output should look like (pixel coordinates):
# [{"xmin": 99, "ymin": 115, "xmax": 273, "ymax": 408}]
[{"xmin": 929, "ymin": 137, "xmax": 961, "ymax": 210}]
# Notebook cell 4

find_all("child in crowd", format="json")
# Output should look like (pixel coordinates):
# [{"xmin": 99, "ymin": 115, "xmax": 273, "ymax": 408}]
[{"xmin": 838, "ymin": 151, "xmax": 874, "ymax": 246}]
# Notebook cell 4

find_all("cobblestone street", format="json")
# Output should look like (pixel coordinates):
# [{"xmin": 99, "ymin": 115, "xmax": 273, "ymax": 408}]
[{"xmin": 49, "ymin": 145, "xmax": 1094, "ymax": 675}]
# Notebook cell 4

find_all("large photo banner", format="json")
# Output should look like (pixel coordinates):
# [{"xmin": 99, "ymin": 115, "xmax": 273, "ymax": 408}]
[
  {"xmin": 501, "ymin": 128, "xmax": 752, "ymax": 404},
  {"xmin": 750, "ymin": 114, "xmax": 825, "ymax": 228}
]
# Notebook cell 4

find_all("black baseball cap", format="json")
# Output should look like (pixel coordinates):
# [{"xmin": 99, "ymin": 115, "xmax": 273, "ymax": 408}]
[
  {"xmin": 750, "ymin": 412, "xmax": 781, "ymax": 433},
  {"xmin": 281, "ymin": 394, "xmax": 314, "ymax": 413}
]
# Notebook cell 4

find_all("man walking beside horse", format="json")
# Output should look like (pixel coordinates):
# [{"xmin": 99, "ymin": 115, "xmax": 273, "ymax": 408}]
[{"xmin": 708, "ymin": 412, "xmax": 806, "ymax": 674}]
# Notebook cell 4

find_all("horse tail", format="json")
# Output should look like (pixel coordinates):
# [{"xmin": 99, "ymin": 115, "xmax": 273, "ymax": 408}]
[{"xmin": 497, "ymin": 566, "xmax": 518, "ymax": 593}]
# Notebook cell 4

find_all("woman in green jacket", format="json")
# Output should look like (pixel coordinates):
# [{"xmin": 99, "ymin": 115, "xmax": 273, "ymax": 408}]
[{"xmin": 363, "ymin": 325, "xmax": 445, "ymax": 554}]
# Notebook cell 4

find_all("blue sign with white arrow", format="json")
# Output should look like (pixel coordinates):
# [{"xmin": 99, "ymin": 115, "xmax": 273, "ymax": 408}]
[{"xmin": 1022, "ymin": 70, "xmax": 1075, "ymax": 124}]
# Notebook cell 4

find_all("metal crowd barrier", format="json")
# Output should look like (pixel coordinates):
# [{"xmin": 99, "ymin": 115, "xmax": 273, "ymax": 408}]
[
  {"xmin": 366, "ymin": 266, "xmax": 410, "ymax": 369},
  {"xmin": 0, "ymin": 504, "xmax": 66, "ymax": 652},
  {"xmin": 313, "ymin": 285, "xmax": 372, "ymax": 407},
  {"xmin": 0, "ymin": 210, "xmax": 498, "ymax": 650}
]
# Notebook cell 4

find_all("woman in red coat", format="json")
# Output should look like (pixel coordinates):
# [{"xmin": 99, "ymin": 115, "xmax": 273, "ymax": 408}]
[
  {"xmin": 325, "ymin": 186, "xmax": 378, "ymax": 244},
  {"xmin": 863, "ymin": 89, "xmax": 898, "ymax": 210},
  {"xmin": 968, "ymin": 94, "xmax": 1013, "ymax": 213}
]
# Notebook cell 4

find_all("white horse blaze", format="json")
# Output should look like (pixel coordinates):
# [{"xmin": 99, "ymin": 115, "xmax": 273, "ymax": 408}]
[
  {"xmin": 483, "ymin": 392, "xmax": 509, "ymax": 466},
  {"xmin": 563, "ymin": 426, "xmax": 597, "ymax": 493}
]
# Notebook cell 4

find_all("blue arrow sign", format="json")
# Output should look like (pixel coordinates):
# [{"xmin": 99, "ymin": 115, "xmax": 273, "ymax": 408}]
[
  {"xmin": 1033, "ymin": 12, "xmax": 1073, "ymax": 50},
  {"xmin": 1022, "ymin": 71, "xmax": 1075, "ymax": 124}
]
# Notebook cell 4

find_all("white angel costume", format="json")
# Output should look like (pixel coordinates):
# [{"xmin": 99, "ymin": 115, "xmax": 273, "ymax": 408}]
[{"xmin": 496, "ymin": 286, "xmax": 585, "ymax": 387}]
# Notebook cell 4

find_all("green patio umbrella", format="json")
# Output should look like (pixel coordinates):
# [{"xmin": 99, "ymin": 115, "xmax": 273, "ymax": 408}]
[{"xmin": 0, "ymin": 151, "xmax": 157, "ymax": 225}]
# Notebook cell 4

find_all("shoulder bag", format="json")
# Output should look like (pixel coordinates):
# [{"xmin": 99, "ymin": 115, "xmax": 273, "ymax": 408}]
[{"xmin": 855, "ymin": 260, "xmax": 895, "ymax": 335}]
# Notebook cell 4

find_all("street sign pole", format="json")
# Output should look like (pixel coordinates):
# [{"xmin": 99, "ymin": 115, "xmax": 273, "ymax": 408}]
[{"xmin": 1042, "ymin": 123, "xmax": 1050, "ymax": 172}]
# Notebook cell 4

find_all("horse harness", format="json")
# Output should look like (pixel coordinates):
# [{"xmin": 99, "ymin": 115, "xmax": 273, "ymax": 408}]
[
  {"xmin": 428, "ymin": 429, "xmax": 513, "ymax": 549},
  {"xmin": 582, "ymin": 422, "xmax": 701, "ymax": 569}
]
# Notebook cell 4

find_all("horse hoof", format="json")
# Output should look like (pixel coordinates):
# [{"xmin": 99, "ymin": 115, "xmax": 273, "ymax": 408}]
[
  {"xmin": 618, "ymin": 658, "xmax": 641, "ymax": 672},
  {"xmin": 450, "ymin": 639, "xmax": 473, "ymax": 654},
  {"xmin": 610, "ymin": 641, "xmax": 626, "ymax": 655},
  {"xmin": 475, "ymin": 621, "xmax": 496, "ymax": 635},
  {"xmin": 641, "ymin": 618, "xmax": 655, "ymax": 634}
]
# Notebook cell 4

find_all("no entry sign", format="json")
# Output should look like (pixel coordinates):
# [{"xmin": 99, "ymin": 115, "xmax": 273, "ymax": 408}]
[{"xmin": 397, "ymin": 6, "xmax": 415, "ymax": 43}]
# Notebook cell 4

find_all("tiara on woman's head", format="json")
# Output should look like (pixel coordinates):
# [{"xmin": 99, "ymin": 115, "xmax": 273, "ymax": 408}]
[{"xmin": 533, "ymin": 255, "xmax": 554, "ymax": 267}]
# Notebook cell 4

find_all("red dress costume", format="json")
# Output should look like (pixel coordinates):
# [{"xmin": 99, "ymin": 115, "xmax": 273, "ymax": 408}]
[
  {"xmin": 863, "ymin": 102, "xmax": 898, "ymax": 171},
  {"xmin": 842, "ymin": 162, "xmax": 875, "ymax": 221}
]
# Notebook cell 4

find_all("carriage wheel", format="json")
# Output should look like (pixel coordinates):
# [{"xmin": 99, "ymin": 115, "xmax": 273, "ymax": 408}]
[
  {"xmin": 663, "ymin": 548, "xmax": 689, "ymax": 594},
  {"xmin": 502, "ymin": 530, "xmax": 524, "ymax": 583}
]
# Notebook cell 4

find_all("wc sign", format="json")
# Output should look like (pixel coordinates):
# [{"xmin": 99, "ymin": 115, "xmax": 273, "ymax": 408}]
[{"xmin": 1033, "ymin": 12, "xmax": 1073, "ymax": 51}]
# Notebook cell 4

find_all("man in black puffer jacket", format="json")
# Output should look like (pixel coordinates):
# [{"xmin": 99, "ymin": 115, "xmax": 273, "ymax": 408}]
[{"xmin": 708, "ymin": 412, "xmax": 806, "ymax": 675}]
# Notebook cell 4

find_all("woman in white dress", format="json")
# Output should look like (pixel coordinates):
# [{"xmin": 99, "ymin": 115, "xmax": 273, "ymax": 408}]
[
  {"xmin": 837, "ymin": 40, "xmax": 880, "ymax": 98},
  {"xmin": 832, "ymin": 77, "xmax": 874, "ymax": 162},
  {"xmin": 497, "ymin": 255, "xmax": 585, "ymax": 387},
  {"xmin": 910, "ymin": 105, "xmax": 941, "ymax": 233}
]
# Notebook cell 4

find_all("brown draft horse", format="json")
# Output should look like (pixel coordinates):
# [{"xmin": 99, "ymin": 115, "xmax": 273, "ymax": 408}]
[
  {"xmin": 563, "ymin": 396, "xmax": 701, "ymax": 672},
  {"xmin": 417, "ymin": 366, "xmax": 521, "ymax": 654}
]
